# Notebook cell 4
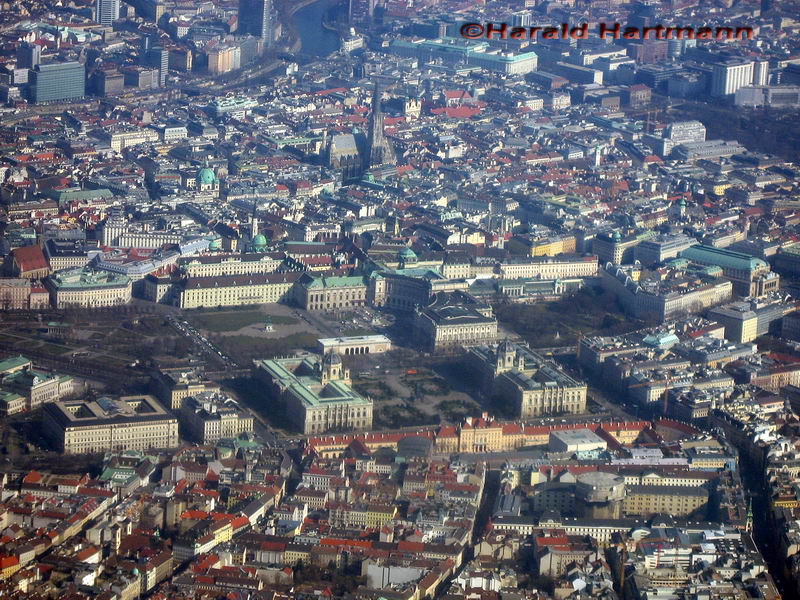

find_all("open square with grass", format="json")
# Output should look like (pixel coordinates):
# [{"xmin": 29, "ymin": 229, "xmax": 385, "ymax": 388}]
[{"xmin": 188, "ymin": 309, "xmax": 298, "ymax": 332}]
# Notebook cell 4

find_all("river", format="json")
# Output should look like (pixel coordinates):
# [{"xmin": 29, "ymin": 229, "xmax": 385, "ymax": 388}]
[{"xmin": 293, "ymin": 0, "xmax": 340, "ymax": 57}]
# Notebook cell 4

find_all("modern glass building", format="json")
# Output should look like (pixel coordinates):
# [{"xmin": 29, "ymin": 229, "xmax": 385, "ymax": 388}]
[
  {"xmin": 29, "ymin": 62, "xmax": 85, "ymax": 104},
  {"xmin": 238, "ymin": 0, "xmax": 271, "ymax": 40},
  {"xmin": 16, "ymin": 42, "xmax": 41, "ymax": 69},
  {"xmin": 146, "ymin": 47, "xmax": 168, "ymax": 86}
]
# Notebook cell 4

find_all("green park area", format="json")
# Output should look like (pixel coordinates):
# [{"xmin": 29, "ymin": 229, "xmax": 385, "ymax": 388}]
[
  {"xmin": 341, "ymin": 327, "xmax": 375, "ymax": 337},
  {"xmin": 189, "ymin": 309, "xmax": 298, "ymax": 332},
  {"xmin": 353, "ymin": 364, "xmax": 483, "ymax": 429},
  {"xmin": 214, "ymin": 332, "xmax": 318, "ymax": 362},
  {"xmin": 494, "ymin": 287, "xmax": 642, "ymax": 347}
]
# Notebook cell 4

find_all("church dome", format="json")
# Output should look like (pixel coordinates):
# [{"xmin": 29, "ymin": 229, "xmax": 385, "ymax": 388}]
[
  {"xmin": 252, "ymin": 234, "xmax": 268, "ymax": 250},
  {"xmin": 209, "ymin": 238, "xmax": 222, "ymax": 250},
  {"xmin": 398, "ymin": 247, "xmax": 417, "ymax": 262},
  {"xmin": 324, "ymin": 352, "xmax": 342, "ymax": 367},
  {"xmin": 197, "ymin": 167, "xmax": 217, "ymax": 185}
]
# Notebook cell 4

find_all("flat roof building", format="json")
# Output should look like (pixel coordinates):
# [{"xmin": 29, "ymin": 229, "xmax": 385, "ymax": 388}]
[
  {"xmin": 414, "ymin": 291, "xmax": 497, "ymax": 353},
  {"xmin": 29, "ymin": 61, "xmax": 85, "ymax": 104},
  {"xmin": 549, "ymin": 429, "xmax": 607, "ymax": 453},
  {"xmin": 680, "ymin": 244, "xmax": 779, "ymax": 297},
  {"xmin": 390, "ymin": 38, "xmax": 538, "ymax": 74},
  {"xmin": 708, "ymin": 296, "xmax": 794, "ymax": 343},
  {"xmin": 600, "ymin": 262, "xmax": 733, "ymax": 323},
  {"xmin": 44, "ymin": 266, "xmax": 131, "ymax": 308},
  {"xmin": 634, "ymin": 234, "xmax": 696, "ymax": 266},
  {"xmin": 318, "ymin": 335, "xmax": 391, "ymax": 356},
  {"xmin": 151, "ymin": 367, "xmax": 221, "ymax": 411},
  {"xmin": 42, "ymin": 395, "xmax": 179, "ymax": 454},
  {"xmin": 672, "ymin": 140, "xmax": 744, "ymax": 161},
  {"xmin": 180, "ymin": 392, "xmax": 254, "ymax": 444}
]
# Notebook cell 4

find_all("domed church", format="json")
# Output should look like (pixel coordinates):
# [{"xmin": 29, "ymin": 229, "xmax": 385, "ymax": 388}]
[{"xmin": 196, "ymin": 165, "xmax": 220, "ymax": 196}]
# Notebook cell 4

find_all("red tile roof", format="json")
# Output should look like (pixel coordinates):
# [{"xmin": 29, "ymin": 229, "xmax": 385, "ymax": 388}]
[{"xmin": 13, "ymin": 245, "xmax": 49, "ymax": 272}]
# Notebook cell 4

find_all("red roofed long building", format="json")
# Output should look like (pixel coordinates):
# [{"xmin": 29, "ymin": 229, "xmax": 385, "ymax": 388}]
[
  {"xmin": 9, "ymin": 246, "xmax": 50, "ymax": 280},
  {"xmin": 306, "ymin": 416, "xmax": 650, "ymax": 457}
]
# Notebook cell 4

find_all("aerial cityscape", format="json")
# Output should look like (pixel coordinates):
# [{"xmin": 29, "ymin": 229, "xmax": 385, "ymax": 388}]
[{"xmin": 0, "ymin": 0, "xmax": 799, "ymax": 598}]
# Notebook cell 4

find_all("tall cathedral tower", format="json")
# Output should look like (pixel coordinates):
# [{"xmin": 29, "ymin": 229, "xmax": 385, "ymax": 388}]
[{"xmin": 365, "ymin": 82, "xmax": 396, "ymax": 170}]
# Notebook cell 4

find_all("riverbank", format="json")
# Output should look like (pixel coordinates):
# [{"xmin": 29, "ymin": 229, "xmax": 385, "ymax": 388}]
[{"xmin": 277, "ymin": 0, "xmax": 338, "ymax": 55}]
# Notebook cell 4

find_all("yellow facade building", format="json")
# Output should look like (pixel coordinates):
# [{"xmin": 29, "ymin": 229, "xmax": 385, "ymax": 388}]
[
  {"xmin": 42, "ymin": 395, "xmax": 179, "ymax": 454},
  {"xmin": 468, "ymin": 341, "xmax": 587, "ymax": 418},
  {"xmin": 180, "ymin": 272, "xmax": 300, "ymax": 309},
  {"xmin": 151, "ymin": 367, "xmax": 221, "ymax": 411},
  {"xmin": 44, "ymin": 267, "xmax": 132, "ymax": 308}
]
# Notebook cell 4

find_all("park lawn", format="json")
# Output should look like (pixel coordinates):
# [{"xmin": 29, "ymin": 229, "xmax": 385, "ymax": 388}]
[
  {"xmin": 0, "ymin": 333, "xmax": 24, "ymax": 345},
  {"xmin": 374, "ymin": 404, "xmax": 439, "ymax": 429},
  {"xmin": 353, "ymin": 380, "xmax": 394, "ymax": 400},
  {"xmin": 36, "ymin": 342, "xmax": 74, "ymax": 356},
  {"xmin": 437, "ymin": 398, "xmax": 479, "ymax": 421},
  {"xmin": 93, "ymin": 355, "xmax": 132, "ymax": 368},
  {"xmin": 190, "ymin": 310, "xmax": 297, "ymax": 332},
  {"xmin": 341, "ymin": 327, "xmax": 376, "ymax": 337},
  {"xmin": 265, "ymin": 314, "xmax": 299, "ymax": 325},
  {"xmin": 494, "ymin": 287, "xmax": 641, "ymax": 347},
  {"xmin": 134, "ymin": 316, "xmax": 173, "ymax": 334},
  {"xmin": 216, "ymin": 332, "xmax": 318, "ymax": 360}
]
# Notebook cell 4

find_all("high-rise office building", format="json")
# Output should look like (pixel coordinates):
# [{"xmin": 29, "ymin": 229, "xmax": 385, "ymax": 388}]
[
  {"xmin": 627, "ymin": 3, "xmax": 657, "ymax": 30},
  {"xmin": 96, "ymin": 0, "xmax": 120, "ymax": 26},
  {"xmin": 146, "ymin": 46, "xmax": 168, "ymax": 86},
  {"xmin": 511, "ymin": 11, "xmax": 532, "ymax": 27},
  {"xmin": 349, "ymin": 0, "xmax": 376, "ymax": 25},
  {"xmin": 238, "ymin": 0, "xmax": 271, "ymax": 40},
  {"xmin": 169, "ymin": 48, "xmax": 193, "ymax": 72},
  {"xmin": 753, "ymin": 60, "xmax": 770, "ymax": 86},
  {"xmin": 16, "ymin": 43, "xmax": 41, "ymax": 69},
  {"xmin": 29, "ymin": 62, "xmax": 85, "ymax": 104},
  {"xmin": 711, "ymin": 60, "xmax": 754, "ymax": 97},
  {"xmin": 93, "ymin": 69, "xmax": 124, "ymax": 97},
  {"xmin": 131, "ymin": 0, "xmax": 163, "ymax": 22}
]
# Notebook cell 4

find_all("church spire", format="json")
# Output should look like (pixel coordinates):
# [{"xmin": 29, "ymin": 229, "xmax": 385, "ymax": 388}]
[
  {"xmin": 366, "ymin": 81, "xmax": 396, "ymax": 170},
  {"xmin": 251, "ymin": 199, "xmax": 258, "ymax": 238}
]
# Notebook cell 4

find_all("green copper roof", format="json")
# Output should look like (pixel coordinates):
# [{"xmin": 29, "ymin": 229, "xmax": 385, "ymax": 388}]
[
  {"xmin": 252, "ymin": 234, "xmax": 268, "ymax": 250},
  {"xmin": 49, "ymin": 267, "xmax": 130, "ymax": 289},
  {"xmin": 680, "ymin": 244, "xmax": 767, "ymax": 271},
  {"xmin": 197, "ymin": 167, "xmax": 217, "ymax": 184},
  {"xmin": 0, "ymin": 355, "xmax": 30, "ymax": 373},
  {"xmin": 304, "ymin": 275, "xmax": 366, "ymax": 289},
  {"xmin": 398, "ymin": 247, "xmax": 418, "ymax": 260},
  {"xmin": 392, "ymin": 268, "xmax": 444, "ymax": 280},
  {"xmin": 257, "ymin": 357, "xmax": 371, "ymax": 409}
]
